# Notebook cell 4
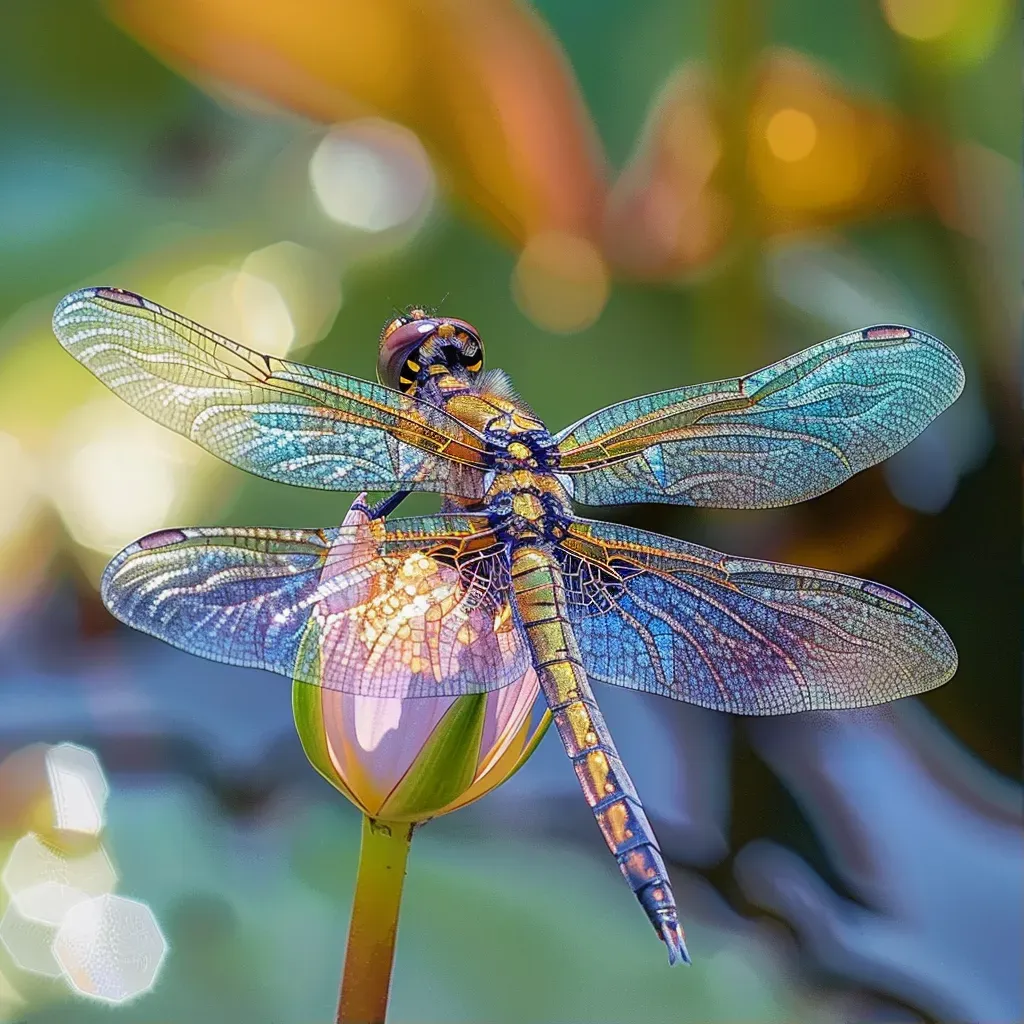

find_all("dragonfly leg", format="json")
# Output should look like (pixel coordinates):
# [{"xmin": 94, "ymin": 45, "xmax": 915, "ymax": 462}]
[
  {"xmin": 510, "ymin": 546, "xmax": 690, "ymax": 965},
  {"xmin": 362, "ymin": 490, "xmax": 412, "ymax": 520}
]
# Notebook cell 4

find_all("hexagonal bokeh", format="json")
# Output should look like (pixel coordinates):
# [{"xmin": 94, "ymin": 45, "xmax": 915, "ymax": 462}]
[
  {"xmin": 2, "ymin": 834, "xmax": 117, "ymax": 924},
  {"xmin": 45, "ymin": 743, "xmax": 109, "ymax": 835},
  {"xmin": 53, "ymin": 894, "xmax": 168, "ymax": 1003},
  {"xmin": 0, "ymin": 902, "xmax": 62, "ymax": 978}
]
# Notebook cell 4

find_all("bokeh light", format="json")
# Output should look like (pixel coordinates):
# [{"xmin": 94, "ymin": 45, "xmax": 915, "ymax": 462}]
[
  {"xmin": 879, "ymin": 0, "xmax": 1011, "ymax": 65},
  {"xmin": 881, "ymin": 0, "xmax": 961, "ymax": 41},
  {"xmin": 309, "ymin": 119, "xmax": 435, "ymax": 234},
  {"xmin": 164, "ymin": 243, "xmax": 344, "ymax": 359},
  {"xmin": 53, "ymin": 894, "xmax": 168, "ymax": 1004},
  {"xmin": 764, "ymin": 108, "xmax": 818, "ymax": 163},
  {"xmin": 0, "ymin": 745, "xmax": 171, "ymax": 1008},
  {"xmin": 750, "ymin": 56, "xmax": 879, "ymax": 220},
  {"xmin": 47, "ymin": 400, "xmax": 205, "ymax": 557},
  {"xmin": 512, "ymin": 231, "xmax": 609, "ymax": 333},
  {"xmin": 2, "ymin": 834, "xmax": 117, "ymax": 925},
  {"xmin": 45, "ymin": 744, "xmax": 109, "ymax": 836},
  {"xmin": 174, "ymin": 266, "xmax": 294, "ymax": 356},
  {"xmin": 0, "ymin": 745, "xmax": 54, "ymax": 839},
  {"xmin": 240, "ymin": 242, "xmax": 343, "ymax": 351},
  {"xmin": 0, "ymin": 901, "xmax": 63, "ymax": 978}
]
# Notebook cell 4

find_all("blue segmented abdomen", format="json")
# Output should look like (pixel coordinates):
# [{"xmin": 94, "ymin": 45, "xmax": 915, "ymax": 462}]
[{"xmin": 510, "ymin": 545, "xmax": 690, "ymax": 965}]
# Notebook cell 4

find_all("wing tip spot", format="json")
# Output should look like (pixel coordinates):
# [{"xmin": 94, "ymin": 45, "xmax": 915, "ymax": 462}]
[
  {"xmin": 863, "ymin": 325, "xmax": 912, "ymax": 341},
  {"xmin": 93, "ymin": 287, "xmax": 146, "ymax": 307},
  {"xmin": 138, "ymin": 528, "xmax": 189, "ymax": 550},
  {"xmin": 53, "ymin": 286, "xmax": 147, "ymax": 333}
]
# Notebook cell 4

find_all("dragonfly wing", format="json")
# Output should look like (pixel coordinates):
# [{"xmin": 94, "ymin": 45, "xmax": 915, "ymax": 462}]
[
  {"xmin": 555, "ymin": 326, "xmax": 964, "ymax": 508},
  {"xmin": 559, "ymin": 518, "xmax": 956, "ymax": 714},
  {"xmin": 54, "ymin": 287, "xmax": 490, "ymax": 497},
  {"xmin": 102, "ymin": 510, "xmax": 531, "ymax": 697}
]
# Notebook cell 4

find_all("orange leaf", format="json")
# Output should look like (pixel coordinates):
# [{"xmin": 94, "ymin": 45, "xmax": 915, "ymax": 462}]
[
  {"xmin": 604, "ymin": 50, "xmax": 940, "ymax": 281},
  {"xmin": 108, "ymin": 0, "xmax": 606, "ymax": 246}
]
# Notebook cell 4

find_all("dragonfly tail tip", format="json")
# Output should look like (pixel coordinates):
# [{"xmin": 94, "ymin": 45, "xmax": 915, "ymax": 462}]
[{"xmin": 660, "ymin": 921, "xmax": 691, "ymax": 966}]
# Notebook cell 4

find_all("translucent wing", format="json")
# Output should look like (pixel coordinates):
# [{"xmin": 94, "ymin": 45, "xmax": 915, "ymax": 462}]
[
  {"xmin": 555, "ymin": 326, "xmax": 964, "ymax": 508},
  {"xmin": 559, "ymin": 518, "xmax": 956, "ymax": 714},
  {"xmin": 102, "ymin": 507, "xmax": 530, "ymax": 698},
  {"xmin": 54, "ymin": 288, "xmax": 490, "ymax": 497}
]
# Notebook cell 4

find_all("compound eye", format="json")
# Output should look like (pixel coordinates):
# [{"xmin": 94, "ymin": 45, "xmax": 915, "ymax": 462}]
[
  {"xmin": 377, "ymin": 317, "xmax": 438, "ymax": 391},
  {"xmin": 461, "ymin": 342, "xmax": 482, "ymax": 374},
  {"xmin": 446, "ymin": 319, "xmax": 484, "ymax": 373},
  {"xmin": 380, "ymin": 316, "xmax": 410, "ymax": 342}
]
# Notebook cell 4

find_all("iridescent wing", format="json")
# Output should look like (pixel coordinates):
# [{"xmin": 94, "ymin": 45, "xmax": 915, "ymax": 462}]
[
  {"xmin": 53, "ymin": 288, "xmax": 490, "ymax": 497},
  {"xmin": 558, "ymin": 518, "xmax": 956, "ymax": 714},
  {"xmin": 102, "ymin": 509, "xmax": 531, "ymax": 697},
  {"xmin": 555, "ymin": 326, "xmax": 964, "ymax": 508}
]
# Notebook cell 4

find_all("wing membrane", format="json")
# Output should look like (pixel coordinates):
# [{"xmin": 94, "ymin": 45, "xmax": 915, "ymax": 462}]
[
  {"xmin": 555, "ymin": 326, "xmax": 964, "ymax": 508},
  {"xmin": 102, "ymin": 509, "xmax": 531, "ymax": 697},
  {"xmin": 559, "ymin": 518, "xmax": 956, "ymax": 714},
  {"xmin": 54, "ymin": 287, "xmax": 490, "ymax": 497}
]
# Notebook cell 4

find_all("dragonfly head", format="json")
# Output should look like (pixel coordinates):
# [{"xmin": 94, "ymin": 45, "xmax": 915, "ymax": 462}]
[{"xmin": 377, "ymin": 308, "xmax": 484, "ymax": 393}]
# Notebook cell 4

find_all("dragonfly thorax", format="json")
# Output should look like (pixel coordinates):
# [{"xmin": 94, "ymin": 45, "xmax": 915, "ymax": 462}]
[
  {"xmin": 484, "ymin": 426, "xmax": 560, "ymax": 473},
  {"xmin": 485, "ymin": 470, "xmax": 572, "ymax": 545}
]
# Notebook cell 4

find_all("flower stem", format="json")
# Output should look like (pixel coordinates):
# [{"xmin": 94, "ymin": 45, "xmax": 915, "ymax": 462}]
[{"xmin": 337, "ymin": 815, "xmax": 414, "ymax": 1024}]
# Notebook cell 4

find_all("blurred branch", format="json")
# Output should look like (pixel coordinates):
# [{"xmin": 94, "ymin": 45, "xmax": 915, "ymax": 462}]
[{"xmin": 701, "ymin": 0, "xmax": 768, "ymax": 367}]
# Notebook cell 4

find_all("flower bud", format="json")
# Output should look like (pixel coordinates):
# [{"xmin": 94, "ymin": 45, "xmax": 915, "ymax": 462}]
[{"xmin": 293, "ymin": 496, "xmax": 547, "ymax": 822}]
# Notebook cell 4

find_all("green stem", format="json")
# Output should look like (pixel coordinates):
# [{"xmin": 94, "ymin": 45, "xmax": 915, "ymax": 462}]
[{"xmin": 336, "ymin": 816, "xmax": 414, "ymax": 1024}]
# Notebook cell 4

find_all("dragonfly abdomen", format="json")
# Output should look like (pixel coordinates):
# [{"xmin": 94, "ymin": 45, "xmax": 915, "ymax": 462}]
[{"xmin": 510, "ymin": 546, "xmax": 690, "ymax": 965}]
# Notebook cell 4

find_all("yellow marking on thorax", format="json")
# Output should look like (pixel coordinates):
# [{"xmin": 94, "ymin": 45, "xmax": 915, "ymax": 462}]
[
  {"xmin": 512, "ymin": 492, "xmax": 545, "ymax": 520},
  {"xmin": 510, "ymin": 409, "xmax": 545, "ymax": 432},
  {"xmin": 442, "ymin": 390, "xmax": 545, "ymax": 436},
  {"xmin": 488, "ymin": 469, "xmax": 568, "ymax": 498},
  {"xmin": 442, "ymin": 393, "xmax": 507, "ymax": 431}
]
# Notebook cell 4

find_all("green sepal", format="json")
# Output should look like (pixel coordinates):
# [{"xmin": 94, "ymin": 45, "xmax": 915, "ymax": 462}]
[
  {"xmin": 381, "ymin": 694, "xmax": 487, "ymax": 820},
  {"xmin": 291, "ymin": 620, "xmax": 356, "ymax": 802},
  {"xmin": 505, "ymin": 708, "xmax": 552, "ymax": 782}
]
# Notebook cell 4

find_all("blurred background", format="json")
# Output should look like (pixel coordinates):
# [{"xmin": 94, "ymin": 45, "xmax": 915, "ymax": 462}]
[{"xmin": 0, "ymin": 1, "xmax": 1019, "ymax": 1021}]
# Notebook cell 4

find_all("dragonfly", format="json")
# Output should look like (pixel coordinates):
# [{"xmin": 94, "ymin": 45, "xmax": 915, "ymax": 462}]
[{"xmin": 53, "ymin": 286, "xmax": 963, "ymax": 965}]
